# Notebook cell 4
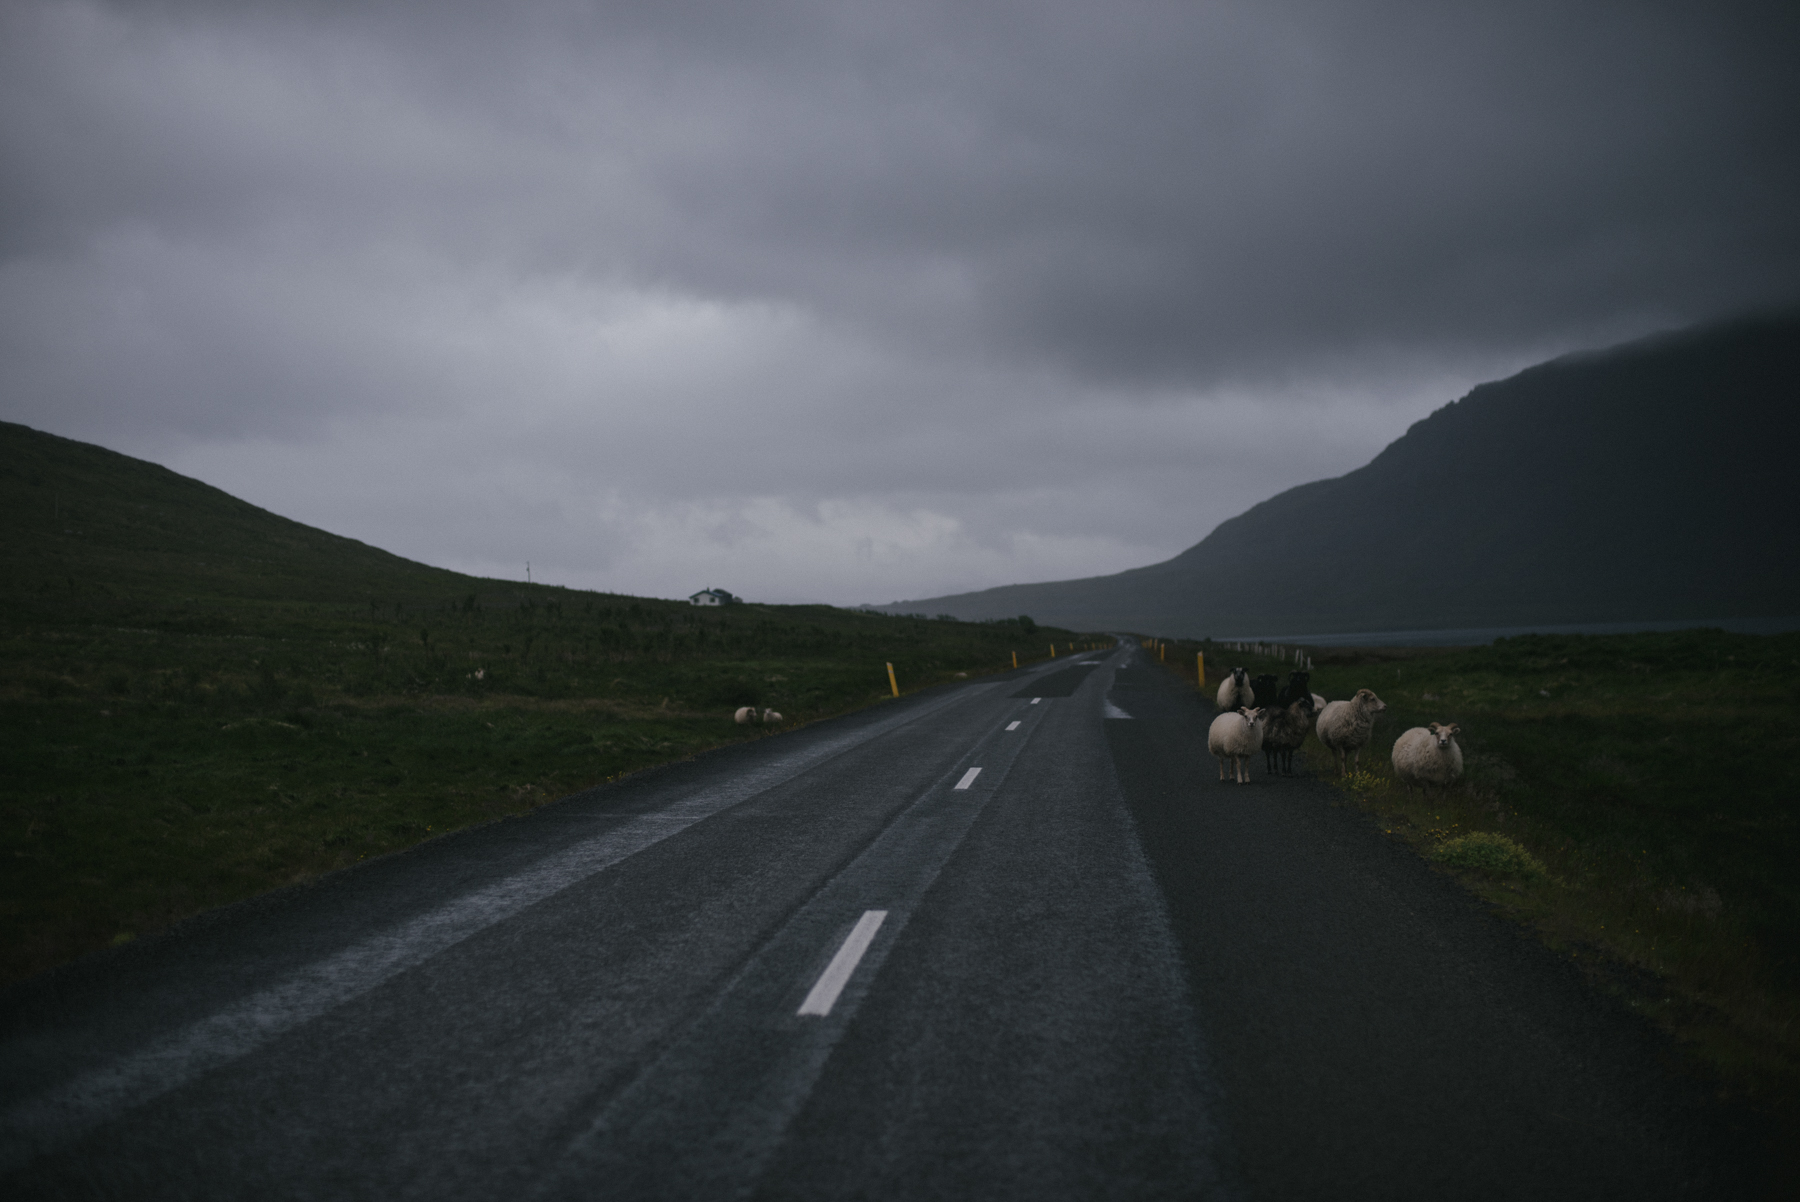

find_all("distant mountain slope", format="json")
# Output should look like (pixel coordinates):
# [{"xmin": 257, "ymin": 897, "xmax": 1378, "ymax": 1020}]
[
  {"xmin": 1, "ymin": 420, "xmax": 471, "ymax": 611},
  {"xmin": 885, "ymin": 311, "xmax": 1800, "ymax": 637}
]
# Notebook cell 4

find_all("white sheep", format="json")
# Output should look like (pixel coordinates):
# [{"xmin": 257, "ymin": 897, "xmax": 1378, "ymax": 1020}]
[
  {"xmin": 761, "ymin": 708, "xmax": 783, "ymax": 724},
  {"xmin": 734, "ymin": 706, "xmax": 757, "ymax": 725},
  {"xmin": 1208, "ymin": 707, "xmax": 1268, "ymax": 784},
  {"xmin": 1391, "ymin": 723, "xmax": 1463, "ymax": 793},
  {"xmin": 1216, "ymin": 668, "xmax": 1253, "ymax": 711},
  {"xmin": 1315, "ymin": 688, "xmax": 1387, "ymax": 775}
]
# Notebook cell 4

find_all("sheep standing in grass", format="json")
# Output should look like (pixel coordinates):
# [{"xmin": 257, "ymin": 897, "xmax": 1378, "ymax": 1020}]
[
  {"xmin": 761, "ymin": 708, "xmax": 784, "ymax": 724},
  {"xmin": 1392, "ymin": 723, "xmax": 1463, "ymax": 794},
  {"xmin": 1315, "ymin": 688, "xmax": 1387, "ymax": 775},
  {"xmin": 1216, "ymin": 668, "xmax": 1253, "ymax": 711},
  {"xmin": 734, "ymin": 707, "xmax": 757, "ymax": 725},
  {"xmin": 1208, "ymin": 707, "xmax": 1269, "ymax": 784},
  {"xmin": 1261, "ymin": 696, "xmax": 1315, "ymax": 776}
]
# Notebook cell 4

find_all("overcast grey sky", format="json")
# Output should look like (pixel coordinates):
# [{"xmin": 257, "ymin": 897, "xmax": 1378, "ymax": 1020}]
[{"xmin": 4, "ymin": 0, "xmax": 1796, "ymax": 604}]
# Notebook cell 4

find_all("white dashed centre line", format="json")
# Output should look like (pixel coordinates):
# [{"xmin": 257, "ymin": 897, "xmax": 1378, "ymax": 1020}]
[
  {"xmin": 798, "ymin": 910, "xmax": 887, "ymax": 1017},
  {"xmin": 1005, "ymin": 720, "xmax": 1021, "ymax": 731},
  {"xmin": 953, "ymin": 767, "xmax": 982, "ymax": 790},
  {"xmin": 1030, "ymin": 697, "xmax": 1042, "ymax": 704}
]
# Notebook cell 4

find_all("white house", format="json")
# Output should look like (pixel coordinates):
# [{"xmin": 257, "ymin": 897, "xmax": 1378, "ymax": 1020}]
[{"xmin": 688, "ymin": 588, "xmax": 740, "ymax": 606}]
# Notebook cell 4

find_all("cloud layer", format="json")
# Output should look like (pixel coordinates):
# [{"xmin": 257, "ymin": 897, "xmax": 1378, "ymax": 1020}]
[{"xmin": 4, "ymin": 0, "xmax": 1796, "ymax": 603}]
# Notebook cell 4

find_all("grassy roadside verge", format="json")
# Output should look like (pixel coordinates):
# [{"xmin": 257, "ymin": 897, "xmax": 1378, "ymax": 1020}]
[
  {"xmin": 1, "ymin": 595, "xmax": 1106, "ymax": 987},
  {"xmin": 1148, "ymin": 630, "xmax": 1800, "ymax": 1119},
  {"xmin": 2, "ymin": 421, "xmax": 1122, "ymax": 987}
]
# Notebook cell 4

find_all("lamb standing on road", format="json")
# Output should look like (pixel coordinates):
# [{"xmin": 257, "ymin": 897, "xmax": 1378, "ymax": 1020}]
[
  {"xmin": 1262, "ymin": 695, "xmax": 1316, "ymax": 776},
  {"xmin": 1216, "ymin": 668, "xmax": 1253, "ymax": 711},
  {"xmin": 1391, "ymin": 723, "xmax": 1463, "ymax": 794},
  {"xmin": 1315, "ymin": 688, "xmax": 1388, "ymax": 775},
  {"xmin": 1209, "ymin": 707, "xmax": 1269, "ymax": 784}
]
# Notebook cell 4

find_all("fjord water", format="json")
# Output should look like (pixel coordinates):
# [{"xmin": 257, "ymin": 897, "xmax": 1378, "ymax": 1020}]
[{"xmin": 1221, "ymin": 615, "xmax": 1800, "ymax": 648}]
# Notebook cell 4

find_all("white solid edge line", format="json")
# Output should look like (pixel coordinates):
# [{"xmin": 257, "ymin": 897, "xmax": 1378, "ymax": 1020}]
[
  {"xmin": 798, "ymin": 910, "xmax": 888, "ymax": 1017},
  {"xmin": 953, "ymin": 767, "xmax": 982, "ymax": 790},
  {"xmin": 1005, "ymin": 720, "xmax": 1021, "ymax": 730}
]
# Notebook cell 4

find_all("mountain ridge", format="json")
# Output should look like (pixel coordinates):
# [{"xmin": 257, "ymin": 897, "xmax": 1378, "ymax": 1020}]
[{"xmin": 881, "ymin": 311, "xmax": 1800, "ymax": 637}]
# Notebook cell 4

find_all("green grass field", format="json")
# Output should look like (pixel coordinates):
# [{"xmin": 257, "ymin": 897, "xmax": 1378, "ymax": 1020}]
[
  {"xmin": 1, "ymin": 421, "xmax": 1104, "ymax": 984},
  {"xmin": 1152, "ymin": 630, "xmax": 1800, "ymax": 1112}
]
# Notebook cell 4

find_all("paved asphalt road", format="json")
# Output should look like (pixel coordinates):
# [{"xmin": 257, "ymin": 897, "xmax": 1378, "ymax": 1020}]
[{"xmin": 0, "ymin": 643, "xmax": 1768, "ymax": 1199}]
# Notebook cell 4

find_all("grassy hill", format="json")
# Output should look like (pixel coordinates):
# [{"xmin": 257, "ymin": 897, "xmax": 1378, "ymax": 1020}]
[
  {"xmin": 888, "ymin": 310, "xmax": 1800, "ymax": 636},
  {"xmin": 3, "ymin": 419, "xmax": 475, "ymax": 613},
  {"xmin": 0, "ymin": 421, "xmax": 1099, "ymax": 984}
]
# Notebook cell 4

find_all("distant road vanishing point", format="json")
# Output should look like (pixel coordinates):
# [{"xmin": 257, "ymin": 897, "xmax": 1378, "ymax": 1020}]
[{"xmin": 0, "ymin": 643, "xmax": 1751, "ymax": 1199}]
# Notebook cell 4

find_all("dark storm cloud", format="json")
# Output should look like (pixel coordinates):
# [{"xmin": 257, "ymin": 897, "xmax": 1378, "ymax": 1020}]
[
  {"xmin": 10, "ymin": 0, "xmax": 1796, "ymax": 388},
  {"xmin": 2, "ymin": 0, "xmax": 1796, "ymax": 602},
  {"xmin": 588, "ymin": 0, "xmax": 1800, "ymax": 381}
]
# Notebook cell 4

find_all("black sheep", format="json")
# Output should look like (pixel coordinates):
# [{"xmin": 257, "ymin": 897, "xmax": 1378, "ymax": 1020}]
[
  {"xmin": 1276, "ymin": 670, "xmax": 1311, "ymax": 708},
  {"xmin": 1249, "ymin": 674, "xmax": 1280, "ymax": 716}
]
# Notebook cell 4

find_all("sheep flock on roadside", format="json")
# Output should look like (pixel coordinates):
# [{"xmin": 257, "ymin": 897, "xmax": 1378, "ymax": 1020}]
[{"xmin": 1204, "ymin": 653, "xmax": 1460, "ymax": 790}]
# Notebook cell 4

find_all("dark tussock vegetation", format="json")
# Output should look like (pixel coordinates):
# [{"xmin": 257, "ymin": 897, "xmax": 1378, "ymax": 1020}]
[
  {"xmin": 1151, "ymin": 630, "xmax": 1800, "ymax": 1119},
  {"xmin": 0, "ymin": 421, "xmax": 1101, "ymax": 984}
]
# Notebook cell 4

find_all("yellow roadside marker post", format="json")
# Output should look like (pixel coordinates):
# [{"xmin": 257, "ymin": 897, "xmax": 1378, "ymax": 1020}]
[
  {"xmin": 1012, "ymin": 650, "xmax": 1018, "ymax": 669},
  {"xmin": 1198, "ymin": 651, "xmax": 1205, "ymax": 689},
  {"xmin": 886, "ymin": 662, "xmax": 899, "ymax": 697},
  {"xmin": 1050, "ymin": 643, "xmax": 1056, "ymax": 658}
]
